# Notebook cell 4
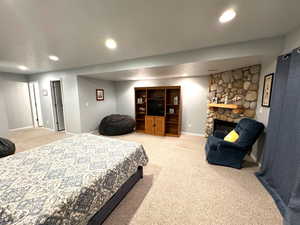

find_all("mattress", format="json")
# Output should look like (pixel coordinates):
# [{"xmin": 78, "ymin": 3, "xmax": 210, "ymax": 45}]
[{"xmin": 0, "ymin": 133, "xmax": 148, "ymax": 225}]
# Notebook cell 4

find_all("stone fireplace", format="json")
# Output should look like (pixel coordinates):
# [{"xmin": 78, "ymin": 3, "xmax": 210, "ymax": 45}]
[{"xmin": 205, "ymin": 65, "xmax": 261, "ymax": 136}]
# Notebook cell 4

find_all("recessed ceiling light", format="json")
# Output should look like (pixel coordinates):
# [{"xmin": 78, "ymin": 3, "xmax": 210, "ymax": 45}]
[
  {"xmin": 49, "ymin": 55, "xmax": 59, "ymax": 61},
  {"xmin": 219, "ymin": 9, "xmax": 236, "ymax": 23},
  {"xmin": 18, "ymin": 65, "xmax": 28, "ymax": 71},
  {"xmin": 105, "ymin": 39, "xmax": 117, "ymax": 49},
  {"xmin": 182, "ymin": 73, "xmax": 188, "ymax": 76}
]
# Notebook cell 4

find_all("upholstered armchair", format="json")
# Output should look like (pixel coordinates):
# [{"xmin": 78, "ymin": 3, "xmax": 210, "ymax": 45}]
[{"xmin": 205, "ymin": 118, "xmax": 264, "ymax": 169}]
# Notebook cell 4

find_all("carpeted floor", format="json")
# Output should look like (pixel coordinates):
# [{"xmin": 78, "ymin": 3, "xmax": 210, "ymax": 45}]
[
  {"xmin": 8, "ymin": 128, "xmax": 70, "ymax": 153},
  {"xmin": 8, "ymin": 128, "xmax": 281, "ymax": 225}
]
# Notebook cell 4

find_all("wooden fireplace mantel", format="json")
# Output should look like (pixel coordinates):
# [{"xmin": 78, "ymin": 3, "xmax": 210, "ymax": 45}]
[
  {"xmin": 208, "ymin": 103, "xmax": 240, "ymax": 109},
  {"xmin": 208, "ymin": 103, "xmax": 243, "ymax": 113}
]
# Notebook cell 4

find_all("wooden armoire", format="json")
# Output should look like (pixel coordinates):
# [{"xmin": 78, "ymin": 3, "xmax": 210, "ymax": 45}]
[{"xmin": 135, "ymin": 86, "xmax": 181, "ymax": 137}]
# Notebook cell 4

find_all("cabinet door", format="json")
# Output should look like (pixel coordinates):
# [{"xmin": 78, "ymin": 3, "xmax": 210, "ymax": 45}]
[
  {"xmin": 145, "ymin": 116, "xmax": 155, "ymax": 134},
  {"xmin": 155, "ymin": 116, "xmax": 165, "ymax": 136}
]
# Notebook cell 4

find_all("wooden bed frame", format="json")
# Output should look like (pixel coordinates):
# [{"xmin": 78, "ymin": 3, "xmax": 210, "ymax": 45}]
[{"xmin": 88, "ymin": 166, "xmax": 143, "ymax": 225}]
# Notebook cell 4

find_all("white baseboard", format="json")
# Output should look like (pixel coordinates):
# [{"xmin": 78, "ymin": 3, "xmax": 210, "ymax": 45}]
[
  {"xmin": 42, "ymin": 127, "xmax": 78, "ymax": 135},
  {"xmin": 87, "ymin": 130, "xmax": 204, "ymax": 137},
  {"xmin": 41, "ymin": 127, "xmax": 55, "ymax": 132},
  {"xmin": 9, "ymin": 125, "xmax": 34, "ymax": 132},
  {"xmin": 66, "ymin": 131, "xmax": 79, "ymax": 135},
  {"xmin": 181, "ymin": 131, "xmax": 205, "ymax": 137},
  {"xmin": 88, "ymin": 129, "xmax": 98, "ymax": 134}
]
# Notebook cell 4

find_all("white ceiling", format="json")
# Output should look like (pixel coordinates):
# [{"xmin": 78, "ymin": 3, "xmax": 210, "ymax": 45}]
[
  {"xmin": 0, "ymin": 0, "xmax": 300, "ymax": 74},
  {"xmin": 84, "ymin": 55, "xmax": 269, "ymax": 81}
]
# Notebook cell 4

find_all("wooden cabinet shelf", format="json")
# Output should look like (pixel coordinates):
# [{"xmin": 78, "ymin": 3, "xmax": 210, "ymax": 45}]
[
  {"xmin": 135, "ymin": 86, "xmax": 181, "ymax": 137},
  {"xmin": 167, "ymin": 104, "xmax": 179, "ymax": 106},
  {"xmin": 166, "ymin": 113, "xmax": 178, "ymax": 116},
  {"xmin": 166, "ymin": 121, "xmax": 178, "ymax": 125}
]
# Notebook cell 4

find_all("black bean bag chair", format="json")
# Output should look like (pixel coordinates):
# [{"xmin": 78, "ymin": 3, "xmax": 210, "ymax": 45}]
[
  {"xmin": 99, "ymin": 114, "xmax": 136, "ymax": 136},
  {"xmin": 0, "ymin": 137, "xmax": 16, "ymax": 158}
]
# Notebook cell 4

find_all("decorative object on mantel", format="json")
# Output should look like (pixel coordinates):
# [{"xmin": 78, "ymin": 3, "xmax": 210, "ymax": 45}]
[
  {"xmin": 224, "ymin": 94, "xmax": 228, "ymax": 104},
  {"xmin": 261, "ymin": 73, "xmax": 274, "ymax": 107},
  {"xmin": 232, "ymin": 95, "xmax": 242, "ymax": 103},
  {"xmin": 212, "ymin": 96, "xmax": 218, "ymax": 103},
  {"xmin": 96, "ymin": 89, "xmax": 104, "ymax": 101}
]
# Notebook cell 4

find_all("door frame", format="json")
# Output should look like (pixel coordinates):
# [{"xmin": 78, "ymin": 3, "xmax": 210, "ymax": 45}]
[
  {"xmin": 28, "ymin": 81, "xmax": 43, "ymax": 127},
  {"xmin": 50, "ymin": 79, "xmax": 66, "ymax": 132}
]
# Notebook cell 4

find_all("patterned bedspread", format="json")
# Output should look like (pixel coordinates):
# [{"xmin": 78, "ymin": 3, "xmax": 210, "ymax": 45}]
[{"xmin": 0, "ymin": 134, "xmax": 148, "ymax": 225}]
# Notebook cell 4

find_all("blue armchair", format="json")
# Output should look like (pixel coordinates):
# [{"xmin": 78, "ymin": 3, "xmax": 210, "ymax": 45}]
[{"xmin": 205, "ymin": 118, "xmax": 264, "ymax": 169}]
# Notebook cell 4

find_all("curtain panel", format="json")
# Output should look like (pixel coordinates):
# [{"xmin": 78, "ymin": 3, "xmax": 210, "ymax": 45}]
[{"xmin": 256, "ymin": 47, "xmax": 300, "ymax": 225}]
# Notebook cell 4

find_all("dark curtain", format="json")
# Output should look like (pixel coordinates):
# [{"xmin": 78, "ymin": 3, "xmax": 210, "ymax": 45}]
[{"xmin": 256, "ymin": 48, "xmax": 300, "ymax": 225}]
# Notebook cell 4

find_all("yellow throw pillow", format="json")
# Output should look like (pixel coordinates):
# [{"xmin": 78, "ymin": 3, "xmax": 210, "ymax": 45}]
[{"xmin": 224, "ymin": 130, "xmax": 239, "ymax": 143}]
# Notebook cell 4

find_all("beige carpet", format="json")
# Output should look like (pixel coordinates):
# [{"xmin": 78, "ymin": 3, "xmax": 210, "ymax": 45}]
[
  {"xmin": 8, "ymin": 128, "xmax": 70, "ymax": 153},
  {"xmin": 8, "ymin": 129, "xmax": 281, "ymax": 225}
]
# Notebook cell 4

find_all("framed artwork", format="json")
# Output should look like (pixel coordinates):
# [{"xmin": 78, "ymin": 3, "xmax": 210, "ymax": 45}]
[
  {"xmin": 262, "ymin": 73, "xmax": 274, "ymax": 107},
  {"xmin": 96, "ymin": 89, "xmax": 104, "ymax": 101}
]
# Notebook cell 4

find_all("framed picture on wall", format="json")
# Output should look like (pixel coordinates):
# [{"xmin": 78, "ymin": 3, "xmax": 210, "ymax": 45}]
[
  {"xmin": 262, "ymin": 73, "xmax": 274, "ymax": 107},
  {"xmin": 96, "ymin": 89, "xmax": 104, "ymax": 101}
]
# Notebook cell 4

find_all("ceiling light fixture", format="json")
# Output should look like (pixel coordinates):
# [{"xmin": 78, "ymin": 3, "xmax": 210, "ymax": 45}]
[
  {"xmin": 49, "ymin": 55, "xmax": 59, "ymax": 61},
  {"xmin": 182, "ymin": 73, "xmax": 188, "ymax": 77},
  {"xmin": 219, "ymin": 9, "xmax": 236, "ymax": 23},
  {"xmin": 18, "ymin": 65, "xmax": 28, "ymax": 71},
  {"xmin": 105, "ymin": 38, "xmax": 117, "ymax": 49}
]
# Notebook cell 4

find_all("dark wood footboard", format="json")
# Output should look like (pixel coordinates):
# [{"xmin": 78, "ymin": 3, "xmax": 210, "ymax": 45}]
[{"xmin": 88, "ymin": 166, "xmax": 143, "ymax": 225}]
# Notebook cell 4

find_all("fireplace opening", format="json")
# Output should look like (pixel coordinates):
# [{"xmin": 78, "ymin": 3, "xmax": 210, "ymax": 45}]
[{"xmin": 213, "ymin": 119, "xmax": 237, "ymax": 137}]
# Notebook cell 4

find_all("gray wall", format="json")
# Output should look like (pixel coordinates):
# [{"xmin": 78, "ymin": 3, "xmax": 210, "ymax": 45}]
[
  {"xmin": 24, "ymin": 30, "xmax": 296, "ymax": 138},
  {"xmin": 78, "ymin": 77, "xmax": 117, "ymax": 132},
  {"xmin": 0, "ymin": 90, "xmax": 9, "ymax": 137},
  {"xmin": 283, "ymin": 25, "xmax": 300, "ymax": 54},
  {"xmin": 252, "ymin": 60, "xmax": 277, "ymax": 162},
  {"xmin": 2, "ymin": 81, "xmax": 32, "ymax": 129},
  {"xmin": 28, "ymin": 73, "xmax": 82, "ymax": 133},
  {"xmin": 0, "ymin": 72, "xmax": 32, "ymax": 133},
  {"xmin": 114, "ymin": 77, "xmax": 209, "ymax": 135},
  {"xmin": 27, "ymin": 37, "xmax": 283, "ymax": 134}
]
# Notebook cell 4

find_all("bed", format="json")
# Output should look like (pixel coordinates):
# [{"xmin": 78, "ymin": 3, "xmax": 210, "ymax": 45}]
[{"xmin": 0, "ymin": 133, "xmax": 148, "ymax": 225}]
